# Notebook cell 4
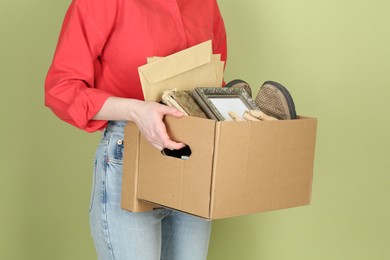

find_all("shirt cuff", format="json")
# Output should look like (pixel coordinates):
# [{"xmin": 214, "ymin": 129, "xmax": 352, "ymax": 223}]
[{"xmin": 68, "ymin": 88, "xmax": 113, "ymax": 132}]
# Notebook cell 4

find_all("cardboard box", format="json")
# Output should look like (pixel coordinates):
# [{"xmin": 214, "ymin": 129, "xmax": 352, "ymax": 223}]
[{"xmin": 121, "ymin": 115, "xmax": 317, "ymax": 219}]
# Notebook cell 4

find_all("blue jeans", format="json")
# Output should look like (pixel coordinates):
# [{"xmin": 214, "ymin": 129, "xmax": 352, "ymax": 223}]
[{"xmin": 89, "ymin": 121, "xmax": 211, "ymax": 260}]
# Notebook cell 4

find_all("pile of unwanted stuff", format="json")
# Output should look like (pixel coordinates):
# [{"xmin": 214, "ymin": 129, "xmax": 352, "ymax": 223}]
[{"xmin": 161, "ymin": 79, "xmax": 297, "ymax": 122}]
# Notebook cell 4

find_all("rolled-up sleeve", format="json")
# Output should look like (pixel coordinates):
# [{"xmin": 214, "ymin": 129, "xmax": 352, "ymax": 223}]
[{"xmin": 44, "ymin": 1, "xmax": 114, "ymax": 132}]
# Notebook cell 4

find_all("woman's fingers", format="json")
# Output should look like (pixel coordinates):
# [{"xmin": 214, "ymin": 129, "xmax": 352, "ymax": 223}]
[
  {"xmin": 134, "ymin": 102, "xmax": 185, "ymax": 150},
  {"xmin": 159, "ymin": 104, "xmax": 185, "ymax": 118}
]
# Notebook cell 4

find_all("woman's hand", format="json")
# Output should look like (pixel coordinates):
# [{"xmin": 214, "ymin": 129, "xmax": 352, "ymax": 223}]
[
  {"xmin": 130, "ymin": 101, "xmax": 185, "ymax": 150},
  {"xmin": 93, "ymin": 97, "xmax": 185, "ymax": 150}
]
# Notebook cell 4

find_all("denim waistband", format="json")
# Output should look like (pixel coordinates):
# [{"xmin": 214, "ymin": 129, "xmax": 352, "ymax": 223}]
[{"xmin": 104, "ymin": 120, "xmax": 127, "ymax": 133}]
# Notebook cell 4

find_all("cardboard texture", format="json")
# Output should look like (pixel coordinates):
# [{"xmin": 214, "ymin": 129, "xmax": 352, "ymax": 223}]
[
  {"xmin": 121, "ymin": 122, "xmax": 155, "ymax": 212},
  {"xmin": 122, "ymin": 115, "xmax": 317, "ymax": 219},
  {"xmin": 138, "ymin": 40, "xmax": 225, "ymax": 101}
]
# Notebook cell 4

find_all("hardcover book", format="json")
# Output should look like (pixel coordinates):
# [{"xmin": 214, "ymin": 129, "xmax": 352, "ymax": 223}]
[{"xmin": 162, "ymin": 90, "xmax": 208, "ymax": 119}]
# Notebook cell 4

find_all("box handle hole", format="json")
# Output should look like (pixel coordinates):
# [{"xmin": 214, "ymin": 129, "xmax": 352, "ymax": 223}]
[{"xmin": 161, "ymin": 145, "xmax": 192, "ymax": 160}]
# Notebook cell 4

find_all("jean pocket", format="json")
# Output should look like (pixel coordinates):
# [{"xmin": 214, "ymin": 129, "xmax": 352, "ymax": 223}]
[{"xmin": 105, "ymin": 161, "xmax": 123, "ymax": 198}]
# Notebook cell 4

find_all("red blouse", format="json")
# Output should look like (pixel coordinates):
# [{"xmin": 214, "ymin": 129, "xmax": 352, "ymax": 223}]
[{"xmin": 44, "ymin": 0, "xmax": 227, "ymax": 132}]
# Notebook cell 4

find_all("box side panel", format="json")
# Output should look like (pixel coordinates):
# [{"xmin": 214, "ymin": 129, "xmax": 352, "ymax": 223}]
[
  {"xmin": 121, "ymin": 122, "xmax": 155, "ymax": 212},
  {"xmin": 211, "ymin": 117, "xmax": 317, "ymax": 219},
  {"xmin": 137, "ymin": 116, "xmax": 216, "ymax": 218}
]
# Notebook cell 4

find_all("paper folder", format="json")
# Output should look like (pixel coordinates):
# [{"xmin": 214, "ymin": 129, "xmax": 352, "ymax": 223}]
[{"xmin": 138, "ymin": 40, "xmax": 224, "ymax": 101}]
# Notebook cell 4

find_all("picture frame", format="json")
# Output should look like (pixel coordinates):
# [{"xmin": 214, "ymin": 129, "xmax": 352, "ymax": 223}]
[{"xmin": 191, "ymin": 87, "xmax": 259, "ymax": 121}]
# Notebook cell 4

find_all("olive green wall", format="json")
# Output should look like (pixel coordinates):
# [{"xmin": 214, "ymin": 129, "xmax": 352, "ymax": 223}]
[{"xmin": 1, "ymin": 0, "xmax": 389, "ymax": 259}]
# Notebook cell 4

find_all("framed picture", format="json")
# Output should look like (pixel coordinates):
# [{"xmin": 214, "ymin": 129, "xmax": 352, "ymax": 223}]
[{"xmin": 192, "ymin": 87, "xmax": 259, "ymax": 121}]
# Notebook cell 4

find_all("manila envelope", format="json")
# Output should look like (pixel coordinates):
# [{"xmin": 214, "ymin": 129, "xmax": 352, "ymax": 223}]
[{"xmin": 138, "ymin": 40, "xmax": 225, "ymax": 101}]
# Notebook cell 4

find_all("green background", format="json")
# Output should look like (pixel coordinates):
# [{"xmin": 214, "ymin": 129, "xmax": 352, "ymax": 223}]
[{"xmin": 1, "ymin": 0, "xmax": 389, "ymax": 259}]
